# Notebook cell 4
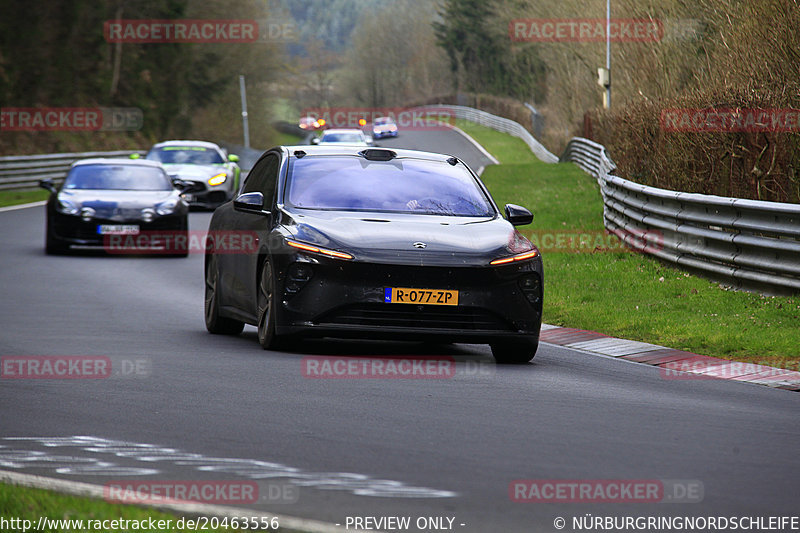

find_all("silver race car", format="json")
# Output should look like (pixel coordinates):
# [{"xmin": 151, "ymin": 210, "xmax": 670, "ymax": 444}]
[{"xmin": 139, "ymin": 140, "xmax": 240, "ymax": 209}]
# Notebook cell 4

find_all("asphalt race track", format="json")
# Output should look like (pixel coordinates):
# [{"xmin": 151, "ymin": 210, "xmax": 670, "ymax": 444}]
[{"xmin": 1, "ymin": 129, "xmax": 798, "ymax": 532}]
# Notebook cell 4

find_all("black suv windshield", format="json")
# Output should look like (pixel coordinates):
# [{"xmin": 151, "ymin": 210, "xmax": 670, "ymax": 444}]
[{"xmin": 287, "ymin": 156, "xmax": 494, "ymax": 216}]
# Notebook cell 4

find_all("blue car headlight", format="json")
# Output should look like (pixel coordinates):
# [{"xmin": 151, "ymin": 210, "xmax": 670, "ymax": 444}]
[
  {"xmin": 57, "ymin": 198, "xmax": 80, "ymax": 215},
  {"xmin": 80, "ymin": 207, "xmax": 95, "ymax": 221},
  {"xmin": 156, "ymin": 198, "xmax": 180, "ymax": 216}
]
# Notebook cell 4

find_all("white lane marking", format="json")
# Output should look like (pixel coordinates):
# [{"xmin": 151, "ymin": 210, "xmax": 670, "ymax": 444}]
[
  {"xmin": 586, "ymin": 343, "xmax": 664, "ymax": 357},
  {"xmin": 539, "ymin": 323, "xmax": 560, "ymax": 331},
  {"xmin": 3, "ymin": 436, "xmax": 456, "ymax": 498},
  {"xmin": 562, "ymin": 338, "xmax": 628, "ymax": 351},
  {"xmin": 0, "ymin": 200, "xmax": 46, "ymax": 212},
  {"xmin": 0, "ymin": 449, "xmax": 158, "ymax": 475},
  {"xmin": 565, "ymin": 339, "xmax": 663, "ymax": 357},
  {"xmin": 0, "ymin": 469, "xmax": 348, "ymax": 533},
  {"xmin": 541, "ymin": 341, "xmax": 656, "ymax": 368},
  {"xmin": 769, "ymin": 379, "xmax": 800, "ymax": 388}
]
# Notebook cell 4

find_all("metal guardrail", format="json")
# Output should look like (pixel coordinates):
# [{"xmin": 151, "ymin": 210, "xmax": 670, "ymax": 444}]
[
  {"xmin": 0, "ymin": 150, "xmax": 145, "ymax": 191},
  {"xmin": 561, "ymin": 137, "xmax": 800, "ymax": 292},
  {"xmin": 414, "ymin": 104, "xmax": 559, "ymax": 163},
  {"xmin": 560, "ymin": 137, "xmax": 616, "ymax": 177}
]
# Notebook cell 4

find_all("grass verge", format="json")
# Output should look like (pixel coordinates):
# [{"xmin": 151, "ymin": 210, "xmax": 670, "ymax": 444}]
[
  {"xmin": 458, "ymin": 120, "xmax": 800, "ymax": 366},
  {"xmin": 267, "ymin": 129, "xmax": 306, "ymax": 148},
  {"xmin": 453, "ymin": 119, "xmax": 540, "ymax": 164},
  {"xmin": 0, "ymin": 189, "xmax": 49, "ymax": 208},
  {"xmin": 0, "ymin": 482, "xmax": 239, "ymax": 532}
]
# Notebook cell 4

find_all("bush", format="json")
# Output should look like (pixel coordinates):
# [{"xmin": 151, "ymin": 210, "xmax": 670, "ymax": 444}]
[
  {"xmin": 588, "ymin": 0, "xmax": 800, "ymax": 203},
  {"xmin": 590, "ymin": 88, "xmax": 800, "ymax": 203}
]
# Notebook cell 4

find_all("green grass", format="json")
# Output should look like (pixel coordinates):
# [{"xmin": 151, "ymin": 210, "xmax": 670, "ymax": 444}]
[
  {"xmin": 0, "ymin": 483, "xmax": 240, "ymax": 532},
  {"xmin": 458, "ymin": 121, "xmax": 800, "ymax": 365},
  {"xmin": 0, "ymin": 189, "xmax": 49, "ymax": 208},
  {"xmin": 454, "ymin": 119, "xmax": 540, "ymax": 164},
  {"xmin": 268, "ymin": 98, "xmax": 300, "ymax": 123},
  {"xmin": 267, "ymin": 129, "xmax": 305, "ymax": 148}
]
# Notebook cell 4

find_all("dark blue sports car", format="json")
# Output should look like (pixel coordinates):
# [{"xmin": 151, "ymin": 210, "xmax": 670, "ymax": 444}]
[{"xmin": 39, "ymin": 158, "xmax": 188, "ymax": 255}]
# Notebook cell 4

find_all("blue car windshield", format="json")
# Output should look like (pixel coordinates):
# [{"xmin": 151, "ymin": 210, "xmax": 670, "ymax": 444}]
[
  {"xmin": 287, "ymin": 156, "xmax": 495, "ymax": 217},
  {"xmin": 147, "ymin": 147, "xmax": 225, "ymax": 165},
  {"xmin": 63, "ymin": 164, "xmax": 172, "ymax": 191},
  {"xmin": 321, "ymin": 133, "xmax": 364, "ymax": 143}
]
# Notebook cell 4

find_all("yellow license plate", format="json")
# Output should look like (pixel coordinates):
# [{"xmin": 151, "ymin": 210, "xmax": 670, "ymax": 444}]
[{"xmin": 384, "ymin": 287, "xmax": 459, "ymax": 306}]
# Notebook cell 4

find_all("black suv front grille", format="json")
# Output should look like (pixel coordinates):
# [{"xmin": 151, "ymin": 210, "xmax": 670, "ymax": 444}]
[{"xmin": 315, "ymin": 303, "xmax": 514, "ymax": 331}]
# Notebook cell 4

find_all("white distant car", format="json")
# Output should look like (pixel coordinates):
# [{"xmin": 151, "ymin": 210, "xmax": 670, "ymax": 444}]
[
  {"xmin": 141, "ymin": 140, "xmax": 240, "ymax": 209},
  {"xmin": 312, "ymin": 128, "xmax": 372, "ymax": 146},
  {"xmin": 372, "ymin": 116, "xmax": 398, "ymax": 139}
]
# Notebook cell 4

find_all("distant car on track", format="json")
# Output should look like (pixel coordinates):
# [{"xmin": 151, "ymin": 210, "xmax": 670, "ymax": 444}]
[
  {"xmin": 39, "ymin": 158, "xmax": 188, "ymax": 255},
  {"xmin": 311, "ymin": 128, "xmax": 372, "ymax": 146},
  {"xmin": 371, "ymin": 116, "xmax": 398, "ymax": 139},
  {"xmin": 204, "ymin": 145, "xmax": 543, "ymax": 363},
  {"xmin": 298, "ymin": 116, "xmax": 326, "ymax": 131},
  {"xmin": 141, "ymin": 140, "xmax": 240, "ymax": 209}
]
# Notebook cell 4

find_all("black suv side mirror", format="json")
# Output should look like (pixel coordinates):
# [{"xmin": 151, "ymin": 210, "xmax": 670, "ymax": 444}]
[
  {"xmin": 233, "ymin": 192, "xmax": 270, "ymax": 216},
  {"xmin": 39, "ymin": 178, "xmax": 57, "ymax": 194},
  {"xmin": 504, "ymin": 204, "xmax": 533, "ymax": 226}
]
